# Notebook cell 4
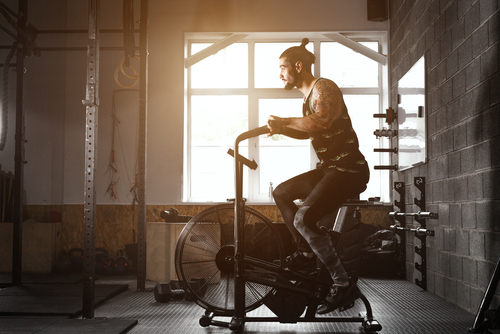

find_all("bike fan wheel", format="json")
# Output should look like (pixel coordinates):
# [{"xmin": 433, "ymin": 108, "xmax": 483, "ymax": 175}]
[{"xmin": 175, "ymin": 204, "xmax": 285, "ymax": 313}]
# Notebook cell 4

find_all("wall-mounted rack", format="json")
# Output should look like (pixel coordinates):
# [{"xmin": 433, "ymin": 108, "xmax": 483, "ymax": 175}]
[
  {"xmin": 373, "ymin": 107, "xmax": 398, "ymax": 170},
  {"xmin": 390, "ymin": 178, "xmax": 436, "ymax": 290}
]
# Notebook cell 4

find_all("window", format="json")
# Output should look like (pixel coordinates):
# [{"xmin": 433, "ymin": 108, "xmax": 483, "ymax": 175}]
[
  {"xmin": 185, "ymin": 33, "xmax": 389, "ymax": 203},
  {"xmin": 397, "ymin": 57, "xmax": 426, "ymax": 170}
]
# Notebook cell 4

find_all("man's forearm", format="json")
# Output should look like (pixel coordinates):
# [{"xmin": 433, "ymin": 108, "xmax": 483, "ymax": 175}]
[
  {"xmin": 281, "ymin": 126, "xmax": 310, "ymax": 139},
  {"xmin": 281, "ymin": 115, "xmax": 330, "ymax": 133}
]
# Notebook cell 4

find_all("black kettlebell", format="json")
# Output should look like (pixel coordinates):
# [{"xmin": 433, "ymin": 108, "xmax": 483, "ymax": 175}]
[
  {"xmin": 68, "ymin": 248, "xmax": 84, "ymax": 273},
  {"xmin": 102, "ymin": 257, "xmax": 114, "ymax": 275},
  {"xmin": 95, "ymin": 248, "xmax": 108, "ymax": 274},
  {"xmin": 113, "ymin": 250, "xmax": 129, "ymax": 275}
]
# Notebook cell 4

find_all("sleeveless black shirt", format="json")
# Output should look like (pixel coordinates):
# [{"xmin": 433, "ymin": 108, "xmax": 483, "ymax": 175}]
[{"xmin": 303, "ymin": 78, "xmax": 367, "ymax": 173}]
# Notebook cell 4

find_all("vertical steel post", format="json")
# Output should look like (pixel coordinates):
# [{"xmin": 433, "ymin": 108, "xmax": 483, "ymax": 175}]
[
  {"xmin": 470, "ymin": 254, "xmax": 500, "ymax": 331},
  {"xmin": 231, "ymin": 141, "xmax": 245, "ymax": 330},
  {"xmin": 82, "ymin": 0, "xmax": 99, "ymax": 318},
  {"xmin": 11, "ymin": 0, "xmax": 28, "ymax": 286},
  {"xmin": 136, "ymin": 0, "xmax": 148, "ymax": 291}
]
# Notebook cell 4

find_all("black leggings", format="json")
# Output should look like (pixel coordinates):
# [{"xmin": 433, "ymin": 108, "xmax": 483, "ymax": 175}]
[{"xmin": 273, "ymin": 166, "xmax": 369, "ymax": 253}]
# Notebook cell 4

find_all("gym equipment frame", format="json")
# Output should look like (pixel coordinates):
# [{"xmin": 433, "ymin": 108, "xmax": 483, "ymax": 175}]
[{"xmin": 0, "ymin": 0, "xmax": 149, "ymax": 319}]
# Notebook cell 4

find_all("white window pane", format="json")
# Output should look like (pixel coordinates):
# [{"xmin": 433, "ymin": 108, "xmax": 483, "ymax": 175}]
[
  {"xmin": 190, "ymin": 96, "xmax": 248, "ymax": 200},
  {"xmin": 255, "ymin": 42, "xmax": 314, "ymax": 88},
  {"xmin": 321, "ymin": 42, "xmax": 379, "ymax": 87},
  {"xmin": 343, "ymin": 95, "xmax": 388, "ymax": 200},
  {"xmin": 190, "ymin": 146, "xmax": 248, "ymax": 200},
  {"xmin": 191, "ymin": 96, "xmax": 248, "ymax": 145},
  {"xmin": 258, "ymin": 99, "xmax": 310, "ymax": 194},
  {"xmin": 190, "ymin": 43, "xmax": 248, "ymax": 89},
  {"xmin": 259, "ymin": 146, "xmax": 311, "ymax": 196}
]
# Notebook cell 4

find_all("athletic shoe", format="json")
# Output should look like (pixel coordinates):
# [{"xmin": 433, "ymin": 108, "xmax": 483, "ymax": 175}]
[{"xmin": 316, "ymin": 283, "xmax": 360, "ymax": 314}]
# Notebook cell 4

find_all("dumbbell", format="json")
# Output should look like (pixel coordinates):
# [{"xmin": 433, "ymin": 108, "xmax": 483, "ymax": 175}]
[
  {"xmin": 160, "ymin": 207, "xmax": 179, "ymax": 222},
  {"xmin": 154, "ymin": 279, "xmax": 208, "ymax": 303},
  {"xmin": 154, "ymin": 280, "xmax": 185, "ymax": 303},
  {"xmin": 160, "ymin": 207, "xmax": 192, "ymax": 222},
  {"xmin": 168, "ymin": 279, "xmax": 185, "ymax": 296}
]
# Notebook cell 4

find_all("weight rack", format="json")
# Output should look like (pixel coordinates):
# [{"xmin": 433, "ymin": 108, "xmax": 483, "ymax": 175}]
[
  {"xmin": 390, "ymin": 177, "xmax": 437, "ymax": 290},
  {"xmin": 393, "ymin": 181, "xmax": 405, "ymax": 277}
]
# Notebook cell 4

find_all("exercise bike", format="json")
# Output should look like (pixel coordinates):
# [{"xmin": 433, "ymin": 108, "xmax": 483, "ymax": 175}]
[{"xmin": 174, "ymin": 125, "xmax": 382, "ymax": 333}]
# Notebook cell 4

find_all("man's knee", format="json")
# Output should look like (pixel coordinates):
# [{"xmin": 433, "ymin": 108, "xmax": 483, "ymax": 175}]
[
  {"xmin": 294, "ymin": 205, "xmax": 326, "ymax": 235},
  {"xmin": 273, "ymin": 183, "xmax": 287, "ymax": 201},
  {"xmin": 293, "ymin": 206, "xmax": 310, "ymax": 231}
]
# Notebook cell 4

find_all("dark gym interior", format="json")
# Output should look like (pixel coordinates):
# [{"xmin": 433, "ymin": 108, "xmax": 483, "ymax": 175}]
[{"xmin": 0, "ymin": 0, "xmax": 499, "ymax": 333}]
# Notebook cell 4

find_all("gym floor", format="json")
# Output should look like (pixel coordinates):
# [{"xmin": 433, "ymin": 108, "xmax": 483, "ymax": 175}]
[{"xmin": 0, "ymin": 274, "xmax": 476, "ymax": 334}]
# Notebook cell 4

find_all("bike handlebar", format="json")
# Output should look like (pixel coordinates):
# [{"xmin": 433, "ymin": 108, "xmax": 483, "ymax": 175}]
[
  {"xmin": 228, "ymin": 125, "xmax": 270, "ymax": 171},
  {"xmin": 235, "ymin": 125, "xmax": 270, "ymax": 144}
]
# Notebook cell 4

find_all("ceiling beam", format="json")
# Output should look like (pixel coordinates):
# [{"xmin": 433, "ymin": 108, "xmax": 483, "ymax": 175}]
[
  {"xmin": 323, "ymin": 33, "xmax": 387, "ymax": 66},
  {"xmin": 184, "ymin": 33, "xmax": 248, "ymax": 68}
]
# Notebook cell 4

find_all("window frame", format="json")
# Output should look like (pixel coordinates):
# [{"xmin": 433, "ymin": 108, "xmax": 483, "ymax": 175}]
[{"xmin": 184, "ymin": 32, "xmax": 390, "ymax": 203}]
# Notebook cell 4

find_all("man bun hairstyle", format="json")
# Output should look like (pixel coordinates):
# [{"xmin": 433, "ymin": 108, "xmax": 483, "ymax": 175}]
[{"xmin": 280, "ymin": 38, "xmax": 316, "ymax": 73}]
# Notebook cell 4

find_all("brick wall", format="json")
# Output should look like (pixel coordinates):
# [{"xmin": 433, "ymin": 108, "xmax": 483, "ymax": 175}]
[{"xmin": 389, "ymin": 0, "xmax": 500, "ymax": 313}]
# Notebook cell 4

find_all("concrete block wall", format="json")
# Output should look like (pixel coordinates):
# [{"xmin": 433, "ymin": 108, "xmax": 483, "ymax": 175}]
[{"xmin": 389, "ymin": 0, "xmax": 500, "ymax": 313}]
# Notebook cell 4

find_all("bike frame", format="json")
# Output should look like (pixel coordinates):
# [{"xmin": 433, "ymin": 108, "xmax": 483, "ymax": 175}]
[{"xmin": 228, "ymin": 126, "xmax": 380, "ymax": 332}]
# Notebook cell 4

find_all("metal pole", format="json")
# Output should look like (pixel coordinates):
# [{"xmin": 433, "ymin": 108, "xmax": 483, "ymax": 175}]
[
  {"xmin": 11, "ymin": 0, "xmax": 27, "ymax": 287},
  {"xmin": 136, "ymin": 0, "xmax": 148, "ymax": 292},
  {"xmin": 470, "ymin": 254, "xmax": 500, "ymax": 331},
  {"xmin": 35, "ymin": 46, "xmax": 139, "ymax": 52},
  {"xmin": 36, "ymin": 29, "xmax": 139, "ymax": 34},
  {"xmin": 0, "ymin": 46, "xmax": 140, "ymax": 51},
  {"xmin": 0, "ymin": 1, "xmax": 19, "ymax": 20},
  {"xmin": 234, "ymin": 160, "xmax": 245, "ymax": 318},
  {"xmin": 231, "ymin": 135, "xmax": 246, "ymax": 331},
  {"xmin": 82, "ymin": 0, "xmax": 99, "ymax": 319},
  {"xmin": 0, "ymin": 23, "xmax": 16, "ymax": 39}
]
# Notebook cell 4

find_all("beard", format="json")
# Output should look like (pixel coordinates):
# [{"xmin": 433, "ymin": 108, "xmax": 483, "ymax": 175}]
[{"xmin": 283, "ymin": 69, "xmax": 299, "ymax": 90}]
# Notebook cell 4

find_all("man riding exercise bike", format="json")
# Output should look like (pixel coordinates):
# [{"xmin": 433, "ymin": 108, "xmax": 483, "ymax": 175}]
[{"xmin": 267, "ymin": 38, "xmax": 370, "ymax": 314}]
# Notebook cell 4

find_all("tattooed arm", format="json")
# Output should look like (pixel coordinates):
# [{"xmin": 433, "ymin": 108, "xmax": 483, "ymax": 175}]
[{"xmin": 268, "ymin": 80, "xmax": 345, "ymax": 135}]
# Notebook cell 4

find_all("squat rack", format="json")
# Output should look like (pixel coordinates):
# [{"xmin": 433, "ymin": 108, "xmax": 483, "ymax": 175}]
[{"xmin": 0, "ymin": 0, "xmax": 149, "ymax": 319}]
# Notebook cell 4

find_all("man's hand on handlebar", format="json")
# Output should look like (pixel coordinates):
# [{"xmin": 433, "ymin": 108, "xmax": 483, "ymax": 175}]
[
  {"xmin": 267, "ymin": 116, "xmax": 283, "ymax": 136},
  {"xmin": 266, "ymin": 116, "xmax": 309, "ymax": 140}
]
